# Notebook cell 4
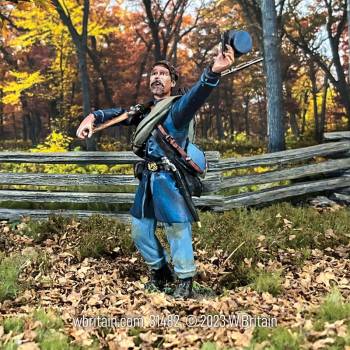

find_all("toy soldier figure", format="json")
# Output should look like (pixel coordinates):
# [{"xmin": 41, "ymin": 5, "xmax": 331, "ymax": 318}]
[{"xmin": 77, "ymin": 45, "xmax": 235, "ymax": 298}]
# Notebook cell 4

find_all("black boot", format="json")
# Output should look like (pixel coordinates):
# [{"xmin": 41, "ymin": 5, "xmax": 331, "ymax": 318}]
[
  {"xmin": 173, "ymin": 277, "xmax": 193, "ymax": 299},
  {"xmin": 144, "ymin": 264, "xmax": 175, "ymax": 292}
]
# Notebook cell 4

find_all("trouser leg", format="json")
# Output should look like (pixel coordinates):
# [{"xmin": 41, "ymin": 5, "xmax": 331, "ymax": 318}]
[
  {"xmin": 164, "ymin": 222, "xmax": 196, "ymax": 279},
  {"xmin": 131, "ymin": 216, "xmax": 169, "ymax": 270}
]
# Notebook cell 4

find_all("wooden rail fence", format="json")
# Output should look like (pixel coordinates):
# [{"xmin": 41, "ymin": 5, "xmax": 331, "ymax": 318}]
[{"xmin": 0, "ymin": 131, "xmax": 349, "ymax": 222}]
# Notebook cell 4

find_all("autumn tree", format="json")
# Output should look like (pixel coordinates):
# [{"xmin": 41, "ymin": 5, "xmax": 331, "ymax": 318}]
[{"xmin": 284, "ymin": 0, "xmax": 350, "ymax": 127}]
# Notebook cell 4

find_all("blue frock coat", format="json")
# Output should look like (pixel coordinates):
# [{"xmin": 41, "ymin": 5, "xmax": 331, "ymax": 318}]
[{"xmin": 93, "ymin": 67, "xmax": 220, "ymax": 223}]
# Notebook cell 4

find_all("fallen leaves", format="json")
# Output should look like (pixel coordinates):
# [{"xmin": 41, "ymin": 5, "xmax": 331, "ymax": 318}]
[{"xmin": 0, "ymin": 217, "xmax": 349, "ymax": 350}]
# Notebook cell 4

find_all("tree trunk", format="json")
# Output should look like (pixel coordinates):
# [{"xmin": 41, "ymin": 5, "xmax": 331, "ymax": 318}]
[
  {"xmin": 257, "ymin": 95, "xmax": 266, "ymax": 140},
  {"xmin": 142, "ymin": 0, "xmax": 162, "ymax": 60},
  {"xmin": 311, "ymin": 74, "xmax": 319, "ymax": 142},
  {"xmin": 12, "ymin": 115, "xmax": 17, "ymax": 141},
  {"xmin": 243, "ymin": 95, "xmax": 250, "ymax": 136},
  {"xmin": 88, "ymin": 36, "xmax": 113, "ymax": 106},
  {"xmin": 52, "ymin": 0, "xmax": 96, "ymax": 150},
  {"xmin": 319, "ymin": 77, "xmax": 329, "ymax": 142},
  {"xmin": 286, "ymin": 85, "xmax": 300, "ymax": 138},
  {"xmin": 261, "ymin": 0, "xmax": 285, "ymax": 152},
  {"xmin": 215, "ymin": 90, "xmax": 224, "ymax": 139},
  {"xmin": 300, "ymin": 91, "xmax": 309, "ymax": 135}
]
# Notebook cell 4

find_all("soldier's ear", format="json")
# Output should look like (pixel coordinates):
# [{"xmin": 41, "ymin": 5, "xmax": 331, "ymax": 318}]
[{"xmin": 171, "ymin": 80, "xmax": 176, "ymax": 88}]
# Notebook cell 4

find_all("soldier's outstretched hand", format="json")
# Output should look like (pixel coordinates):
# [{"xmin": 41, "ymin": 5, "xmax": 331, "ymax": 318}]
[
  {"xmin": 76, "ymin": 113, "xmax": 95, "ymax": 139},
  {"xmin": 212, "ymin": 44, "xmax": 235, "ymax": 74}
]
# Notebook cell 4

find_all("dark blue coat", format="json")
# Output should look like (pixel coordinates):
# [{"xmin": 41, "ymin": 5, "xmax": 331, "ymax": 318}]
[{"xmin": 93, "ymin": 67, "xmax": 220, "ymax": 223}]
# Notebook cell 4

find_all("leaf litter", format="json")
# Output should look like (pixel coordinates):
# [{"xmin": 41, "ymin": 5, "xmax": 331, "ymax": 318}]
[{"xmin": 0, "ymin": 216, "xmax": 349, "ymax": 349}]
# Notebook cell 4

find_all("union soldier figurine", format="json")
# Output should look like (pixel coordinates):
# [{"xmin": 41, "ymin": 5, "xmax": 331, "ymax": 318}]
[{"xmin": 76, "ymin": 45, "xmax": 235, "ymax": 298}]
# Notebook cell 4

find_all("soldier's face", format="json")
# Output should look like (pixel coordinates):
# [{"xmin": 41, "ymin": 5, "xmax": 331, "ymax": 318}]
[{"xmin": 149, "ymin": 65, "xmax": 175, "ymax": 99}]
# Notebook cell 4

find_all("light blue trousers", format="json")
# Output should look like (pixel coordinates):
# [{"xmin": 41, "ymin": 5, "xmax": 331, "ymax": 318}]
[{"xmin": 131, "ymin": 216, "xmax": 196, "ymax": 279}]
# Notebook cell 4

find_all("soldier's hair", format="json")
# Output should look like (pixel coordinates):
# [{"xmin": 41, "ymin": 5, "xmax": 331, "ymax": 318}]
[{"xmin": 151, "ymin": 60, "xmax": 179, "ymax": 82}]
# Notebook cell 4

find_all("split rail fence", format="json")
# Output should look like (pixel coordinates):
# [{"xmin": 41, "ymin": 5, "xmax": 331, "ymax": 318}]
[{"xmin": 0, "ymin": 131, "xmax": 349, "ymax": 223}]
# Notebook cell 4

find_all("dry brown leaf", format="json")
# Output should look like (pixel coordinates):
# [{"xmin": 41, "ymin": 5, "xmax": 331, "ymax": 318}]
[
  {"xmin": 87, "ymin": 295, "xmax": 102, "ymax": 306},
  {"xmin": 23, "ymin": 330, "xmax": 37, "ymax": 342},
  {"xmin": 139, "ymin": 331, "xmax": 158, "ymax": 344},
  {"xmin": 231, "ymin": 328, "xmax": 254, "ymax": 347},
  {"xmin": 17, "ymin": 342, "xmax": 40, "ymax": 350},
  {"xmin": 312, "ymin": 337, "xmax": 335, "ymax": 349},
  {"xmin": 315, "ymin": 271, "xmax": 337, "ymax": 287}
]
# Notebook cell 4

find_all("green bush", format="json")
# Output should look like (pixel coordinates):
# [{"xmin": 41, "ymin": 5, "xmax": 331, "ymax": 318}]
[
  {"xmin": 76, "ymin": 214, "xmax": 133, "ymax": 259},
  {"xmin": 19, "ymin": 215, "xmax": 72, "ymax": 243},
  {"xmin": 0, "ymin": 254, "xmax": 26, "ymax": 302},
  {"xmin": 39, "ymin": 330, "xmax": 72, "ymax": 350},
  {"xmin": 249, "ymin": 270, "xmax": 283, "ymax": 296},
  {"xmin": 3, "ymin": 317, "xmax": 25, "ymax": 333},
  {"xmin": 252, "ymin": 326, "xmax": 301, "ymax": 350},
  {"xmin": 316, "ymin": 289, "xmax": 350, "ymax": 324}
]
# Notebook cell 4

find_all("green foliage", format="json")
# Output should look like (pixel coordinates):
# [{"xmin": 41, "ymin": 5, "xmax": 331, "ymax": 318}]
[
  {"xmin": 197, "ymin": 133, "xmax": 266, "ymax": 157},
  {"xmin": 19, "ymin": 215, "xmax": 72, "ymax": 243},
  {"xmin": 0, "ymin": 140, "xmax": 32, "ymax": 151},
  {"xmin": 249, "ymin": 270, "xmax": 283, "ymax": 296},
  {"xmin": 200, "ymin": 342, "xmax": 233, "ymax": 350},
  {"xmin": 76, "ymin": 214, "xmax": 133, "ymax": 260},
  {"xmin": 252, "ymin": 327, "xmax": 301, "ymax": 350},
  {"xmin": 39, "ymin": 330, "xmax": 72, "ymax": 350},
  {"xmin": 3, "ymin": 317, "xmax": 25, "ymax": 334},
  {"xmin": 2, "ymin": 340, "xmax": 17, "ymax": 350},
  {"xmin": 33, "ymin": 308, "xmax": 64, "ymax": 331},
  {"xmin": 0, "ymin": 254, "xmax": 26, "ymax": 302},
  {"xmin": 316, "ymin": 289, "xmax": 350, "ymax": 324},
  {"xmin": 201, "ymin": 343, "xmax": 217, "ymax": 350},
  {"xmin": 285, "ymin": 130, "xmax": 318, "ymax": 149},
  {"xmin": 0, "ymin": 131, "xmax": 133, "ymax": 177},
  {"xmin": 194, "ymin": 203, "xmax": 350, "ymax": 287}
]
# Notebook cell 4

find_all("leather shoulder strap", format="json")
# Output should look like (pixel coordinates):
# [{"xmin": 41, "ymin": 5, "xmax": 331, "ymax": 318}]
[
  {"xmin": 157, "ymin": 124, "xmax": 203, "ymax": 174},
  {"xmin": 132, "ymin": 95, "xmax": 180, "ymax": 153}
]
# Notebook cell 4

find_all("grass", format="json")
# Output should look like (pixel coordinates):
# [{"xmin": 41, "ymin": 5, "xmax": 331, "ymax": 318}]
[
  {"xmin": 39, "ymin": 330, "xmax": 72, "ymax": 350},
  {"xmin": 200, "ymin": 342, "xmax": 233, "ymax": 350},
  {"xmin": 16, "ymin": 214, "xmax": 134, "ymax": 260},
  {"xmin": 0, "ymin": 309, "xmax": 97, "ymax": 350},
  {"xmin": 33, "ymin": 308, "xmax": 64, "ymax": 330},
  {"xmin": 19, "ymin": 215, "xmax": 72, "ymax": 243},
  {"xmin": 249, "ymin": 270, "xmax": 283, "ymax": 296},
  {"xmin": 3, "ymin": 317, "xmax": 25, "ymax": 333},
  {"xmin": 0, "ymin": 253, "xmax": 26, "ymax": 302},
  {"xmin": 192, "ymin": 203, "xmax": 350, "ymax": 288},
  {"xmin": 9, "ymin": 202, "xmax": 349, "ymax": 292},
  {"xmin": 0, "ymin": 249, "xmax": 53, "ymax": 302},
  {"xmin": 316, "ymin": 288, "xmax": 350, "ymax": 325},
  {"xmin": 250, "ymin": 326, "xmax": 301, "ymax": 350},
  {"xmin": 76, "ymin": 214, "xmax": 133, "ymax": 259}
]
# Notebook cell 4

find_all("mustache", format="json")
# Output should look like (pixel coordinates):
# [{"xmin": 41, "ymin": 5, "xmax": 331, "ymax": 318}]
[{"xmin": 151, "ymin": 80, "xmax": 164, "ymax": 87}]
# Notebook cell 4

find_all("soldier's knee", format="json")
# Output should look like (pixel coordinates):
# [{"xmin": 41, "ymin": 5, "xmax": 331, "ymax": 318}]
[{"xmin": 166, "ymin": 222, "xmax": 191, "ymax": 239}]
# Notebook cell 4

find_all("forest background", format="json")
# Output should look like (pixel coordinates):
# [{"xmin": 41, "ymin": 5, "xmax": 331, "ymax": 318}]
[{"xmin": 0, "ymin": 0, "xmax": 349, "ymax": 155}]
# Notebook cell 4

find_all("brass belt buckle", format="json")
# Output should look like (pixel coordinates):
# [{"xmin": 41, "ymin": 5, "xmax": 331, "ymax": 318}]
[{"xmin": 147, "ymin": 162, "xmax": 158, "ymax": 171}]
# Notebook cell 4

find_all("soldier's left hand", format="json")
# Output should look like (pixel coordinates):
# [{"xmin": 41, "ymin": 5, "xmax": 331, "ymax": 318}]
[{"xmin": 212, "ymin": 44, "xmax": 235, "ymax": 74}]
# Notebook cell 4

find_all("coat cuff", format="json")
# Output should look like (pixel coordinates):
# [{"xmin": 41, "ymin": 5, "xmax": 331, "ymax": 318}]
[
  {"xmin": 92, "ymin": 107, "xmax": 125, "ymax": 124},
  {"xmin": 201, "ymin": 67, "xmax": 220, "ymax": 87},
  {"xmin": 92, "ymin": 110, "xmax": 105, "ymax": 124}
]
